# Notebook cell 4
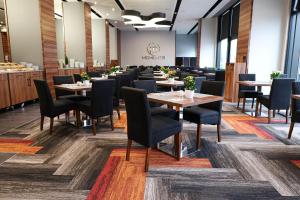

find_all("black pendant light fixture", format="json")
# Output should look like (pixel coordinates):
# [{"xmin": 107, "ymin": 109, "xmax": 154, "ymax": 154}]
[{"xmin": 121, "ymin": 10, "xmax": 171, "ymax": 28}]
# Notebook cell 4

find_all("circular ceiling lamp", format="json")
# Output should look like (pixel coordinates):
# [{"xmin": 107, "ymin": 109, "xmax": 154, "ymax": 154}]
[{"xmin": 121, "ymin": 10, "xmax": 171, "ymax": 28}]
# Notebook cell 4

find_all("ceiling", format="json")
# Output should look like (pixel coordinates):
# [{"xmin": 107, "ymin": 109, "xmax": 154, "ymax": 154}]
[{"xmin": 54, "ymin": 0, "xmax": 237, "ymax": 34}]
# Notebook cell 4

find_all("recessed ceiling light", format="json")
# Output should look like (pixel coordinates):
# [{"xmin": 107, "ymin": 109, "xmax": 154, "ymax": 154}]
[
  {"xmin": 114, "ymin": 21, "xmax": 118, "ymax": 24},
  {"xmin": 112, "ymin": 7, "xmax": 115, "ymax": 12},
  {"xmin": 94, "ymin": 1, "xmax": 97, "ymax": 5},
  {"xmin": 106, "ymin": 13, "xmax": 109, "ymax": 16}
]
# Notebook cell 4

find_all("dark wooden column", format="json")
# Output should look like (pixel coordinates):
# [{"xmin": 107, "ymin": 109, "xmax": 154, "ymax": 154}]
[
  {"xmin": 117, "ymin": 29, "xmax": 121, "ymax": 66},
  {"xmin": 196, "ymin": 19, "xmax": 202, "ymax": 67},
  {"xmin": 236, "ymin": 0, "xmax": 253, "ymax": 66},
  {"xmin": 84, "ymin": 2, "xmax": 93, "ymax": 71},
  {"xmin": 105, "ymin": 20, "xmax": 110, "ymax": 69},
  {"xmin": 39, "ymin": 0, "xmax": 59, "ymax": 96}
]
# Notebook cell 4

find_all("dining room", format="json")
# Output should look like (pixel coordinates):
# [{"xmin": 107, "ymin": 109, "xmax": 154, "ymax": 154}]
[{"xmin": 0, "ymin": 0, "xmax": 300, "ymax": 199}]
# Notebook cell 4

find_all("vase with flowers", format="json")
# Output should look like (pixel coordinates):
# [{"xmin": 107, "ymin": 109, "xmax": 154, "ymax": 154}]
[
  {"xmin": 184, "ymin": 76, "xmax": 196, "ymax": 98},
  {"xmin": 168, "ymin": 70, "xmax": 176, "ymax": 83},
  {"xmin": 81, "ymin": 72, "xmax": 90, "ymax": 86}
]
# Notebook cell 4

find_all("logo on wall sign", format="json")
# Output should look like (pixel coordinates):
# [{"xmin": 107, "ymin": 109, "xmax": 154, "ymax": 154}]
[
  {"xmin": 142, "ymin": 42, "xmax": 165, "ymax": 60},
  {"xmin": 147, "ymin": 42, "xmax": 160, "ymax": 55}
]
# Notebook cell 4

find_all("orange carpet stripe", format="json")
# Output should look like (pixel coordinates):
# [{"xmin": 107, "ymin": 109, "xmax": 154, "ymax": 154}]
[
  {"xmin": 290, "ymin": 160, "xmax": 300, "ymax": 168},
  {"xmin": 0, "ymin": 143, "xmax": 42, "ymax": 154}
]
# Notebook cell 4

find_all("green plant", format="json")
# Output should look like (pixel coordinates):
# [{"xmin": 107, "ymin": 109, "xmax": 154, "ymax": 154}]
[
  {"xmin": 184, "ymin": 76, "xmax": 196, "ymax": 91},
  {"xmin": 80, "ymin": 72, "xmax": 90, "ymax": 81},
  {"xmin": 110, "ymin": 66, "xmax": 120, "ymax": 73},
  {"xmin": 160, "ymin": 66, "xmax": 169, "ymax": 74},
  {"xmin": 65, "ymin": 56, "xmax": 69, "ymax": 66},
  {"xmin": 270, "ymin": 71, "xmax": 281, "ymax": 80},
  {"xmin": 168, "ymin": 70, "xmax": 176, "ymax": 78}
]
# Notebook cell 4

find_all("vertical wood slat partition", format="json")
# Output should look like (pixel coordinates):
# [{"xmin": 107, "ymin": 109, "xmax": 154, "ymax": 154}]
[
  {"xmin": 117, "ymin": 29, "xmax": 121, "ymax": 66},
  {"xmin": 39, "ymin": 0, "xmax": 59, "ymax": 96},
  {"xmin": 236, "ymin": 0, "xmax": 253, "ymax": 65},
  {"xmin": 84, "ymin": 2, "xmax": 93, "ymax": 72},
  {"xmin": 196, "ymin": 19, "xmax": 202, "ymax": 66},
  {"xmin": 105, "ymin": 20, "xmax": 110, "ymax": 69},
  {"xmin": 1, "ymin": 32, "xmax": 11, "ymax": 62}
]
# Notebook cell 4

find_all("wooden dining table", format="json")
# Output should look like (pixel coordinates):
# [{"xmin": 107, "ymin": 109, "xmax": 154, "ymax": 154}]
[
  {"xmin": 237, "ymin": 81, "xmax": 272, "ymax": 92},
  {"xmin": 156, "ymin": 80, "xmax": 184, "ymax": 91},
  {"xmin": 148, "ymin": 91, "xmax": 224, "ymax": 159}
]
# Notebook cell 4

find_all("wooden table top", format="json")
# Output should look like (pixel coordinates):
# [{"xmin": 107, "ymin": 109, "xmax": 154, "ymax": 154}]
[
  {"xmin": 292, "ymin": 95, "xmax": 300, "ymax": 100},
  {"xmin": 237, "ymin": 81, "xmax": 272, "ymax": 87},
  {"xmin": 148, "ymin": 91, "xmax": 223, "ymax": 108},
  {"xmin": 156, "ymin": 80, "xmax": 184, "ymax": 87},
  {"xmin": 54, "ymin": 84, "xmax": 91, "ymax": 92}
]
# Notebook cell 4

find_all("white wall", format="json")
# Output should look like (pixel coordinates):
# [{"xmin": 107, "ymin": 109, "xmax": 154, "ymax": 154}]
[
  {"xmin": 199, "ymin": 18, "xmax": 218, "ymax": 68},
  {"xmin": 121, "ymin": 30, "xmax": 175, "ymax": 66},
  {"xmin": 248, "ymin": 0, "xmax": 291, "ymax": 81},
  {"xmin": 63, "ymin": 2, "xmax": 86, "ymax": 63},
  {"xmin": 55, "ymin": 19, "xmax": 65, "ymax": 60},
  {"xmin": 109, "ymin": 26, "xmax": 118, "ymax": 60},
  {"xmin": 6, "ymin": 0, "xmax": 43, "ymax": 66},
  {"xmin": 92, "ymin": 19, "xmax": 106, "ymax": 64},
  {"xmin": 176, "ymin": 34, "xmax": 196, "ymax": 57}
]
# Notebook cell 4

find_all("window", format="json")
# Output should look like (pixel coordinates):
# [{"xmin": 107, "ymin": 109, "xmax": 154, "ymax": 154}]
[{"xmin": 216, "ymin": 3, "xmax": 240, "ymax": 68}]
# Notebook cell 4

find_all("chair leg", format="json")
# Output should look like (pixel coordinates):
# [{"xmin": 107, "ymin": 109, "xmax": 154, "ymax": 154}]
[
  {"xmin": 273, "ymin": 110, "xmax": 276, "ymax": 118},
  {"xmin": 49, "ymin": 118, "xmax": 54, "ymax": 135},
  {"xmin": 40, "ymin": 115, "xmax": 44, "ymax": 131},
  {"xmin": 242, "ymin": 98, "xmax": 246, "ymax": 112},
  {"xmin": 196, "ymin": 124, "xmax": 202, "ymax": 149},
  {"xmin": 116, "ymin": 108, "xmax": 121, "ymax": 120},
  {"xmin": 255, "ymin": 99, "xmax": 259, "ymax": 117},
  {"xmin": 92, "ymin": 119, "xmax": 96, "ymax": 135},
  {"xmin": 251, "ymin": 98, "xmax": 255, "ymax": 109},
  {"xmin": 268, "ymin": 110, "xmax": 271, "ymax": 124},
  {"xmin": 175, "ymin": 133, "xmax": 181, "ymax": 160},
  {"xmin": 237, "ymin": 98, "xmax": 240, "ymax": 108},
  {"xmin": 145, "ymin": 148, "xmax": 150, "ymax": 172},
  {"xmin": 126, "ymin": 139, "xmax": 132, "ymax": 161},
  {"xmin": 288, "ymin": 122, "xmax": 295, "ymax": 139},
  {"xmin": 110, "ymin": 115, "xmax": 114, "ymax": 131},
  {"xmin": 217, "ymin": 124, "xmax": 221, "ymax": 142},
  {"xmin": 286, "ymin": 109, "xmax": 289, "ymax": 124},
  {"xmin": 259, "ymin": 103, "xmax": 262, "ymax": 115},
  {"xmin": 76, "ymin": 110, "xmax": 81, "ymax": 128}
]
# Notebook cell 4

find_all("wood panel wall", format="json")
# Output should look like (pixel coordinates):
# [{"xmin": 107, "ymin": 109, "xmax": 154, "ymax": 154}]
[
  {"xmin": 1, "ymin": 32, "xmax": 11, "ymax": 62},
  {"xmin": 236, "ymin": 0, "xmax": 253, "ymax": 65},
  {"xmin": 196, "ymin": 19, "xmax": 202, "ymax": 67},
  {"xmin": 105, "ymin": 20, "xmax": 110, "ymax": 69},
  {"xmin": 39, "ymin": 0, "xmax": 59, "ymax": 96},
  {"xmin": 84, "ymin": 2, "xmax": 93, "ymax": 72}
]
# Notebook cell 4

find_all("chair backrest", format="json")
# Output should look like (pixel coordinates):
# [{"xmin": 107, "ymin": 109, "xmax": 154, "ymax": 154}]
[
  {"xmin": 109, "ymin": 76, "xmax": 120, "ymax": 100},
  {"xmin": 292, "ymin": 82, "xmax": 300, "ymax": 117},
  {"xmin": 122, "ymin": 87, "xmax": 152, "ymax": 147},
  {"xmin": 133, "ymin": 80, "xmax": 157, "ymax": 94},
  {"xmin": 269, "ymin": 78, "xmax": 294, "ymax": 109},
  {"xmin": 195, "ymin": 77, "xmax": 206, "ymax": 93},
  {"xmin": 53, "ymin": 76, "xmax": 75, "ymax": 98},
  {"xmin": 90, "ymin": 80, "xmax": 114, "ymax": 117},
  {"xmin": 73, "ymin": 74, "xmax": 82, "ymax": 82},
  {"xmin": 119, "ymin": 74, "xmax": 133, "ymax": 98},
  {"xmin": 87, "ymin": 72, "xmax": 101, "ymax": 78},
  {"xmin": 215, "ymin": 70, "xmax": 225, "ymax": 81},
  {"xmin": 200, "ymin": 81, "xmax": 225, "ymax": 113},
  {"xmin": 239, "ymin": 74, "xmax": 256, "ymax": 91},
  {"xmin": 34, "ymin": 80, "xmax": 54, "ymax": 116},
  {"xmin": 138, "ymin": 76, "xmax": 155, "ymax": 80}
]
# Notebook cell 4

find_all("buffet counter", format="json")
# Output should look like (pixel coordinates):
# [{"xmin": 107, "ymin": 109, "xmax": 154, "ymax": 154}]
[{"xmin": 0, "ymin": 66, "xmax": 44, "ymax": 109}]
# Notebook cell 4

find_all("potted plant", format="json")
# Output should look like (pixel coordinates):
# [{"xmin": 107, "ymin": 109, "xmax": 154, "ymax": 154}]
[
  {"xmin": 168, "ymin": 70, "xmax": 176, "ymax": 83},
  {"xmin": 110, "ymin": 66, "xmax": 120, "ymax": 74},
  {"xmin": 184, "ymin": 76, "xmax": 196, "ymax": 98},
  {"xmin": 160, "ymin": 66, "xmax": 169, "ymax": 75},
  {"xmin": 80, "ymin": 72, "xmax": 90, "ymax": 86},
  {"xmin": 270, "ymin": 71, "xmax": 281, "ymax": 80}
]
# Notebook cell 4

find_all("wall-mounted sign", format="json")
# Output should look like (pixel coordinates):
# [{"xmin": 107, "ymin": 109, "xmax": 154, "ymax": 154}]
[{"xmin": 142, "ymin": 42, "xmax": 165, "ymax": 60}]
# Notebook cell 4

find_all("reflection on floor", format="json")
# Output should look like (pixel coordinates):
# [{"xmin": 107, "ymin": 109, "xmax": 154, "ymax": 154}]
[{"xmin": 0, "ymin": 103, "xmax": 300, "ymax": 199}]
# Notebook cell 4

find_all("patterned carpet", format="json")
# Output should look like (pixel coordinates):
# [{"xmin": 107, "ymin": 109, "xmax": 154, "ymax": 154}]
[{"xmin": 0, "ymin": 103, "xmax": 300, "ymax": 199}]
